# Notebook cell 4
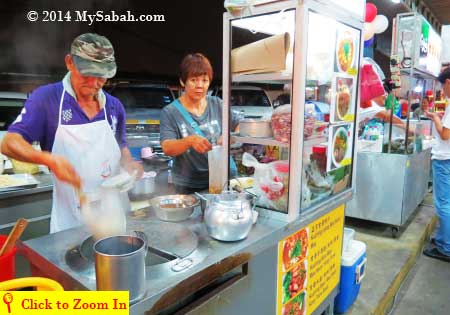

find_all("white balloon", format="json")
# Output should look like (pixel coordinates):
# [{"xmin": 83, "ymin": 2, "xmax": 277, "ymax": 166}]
[
  {"xmin": 364, "ymin": 22, "xmax": 375, "ymax": 41},
  {"xmin": 373, "ymin": 15, "xmax": 389, "ymax": 34}
]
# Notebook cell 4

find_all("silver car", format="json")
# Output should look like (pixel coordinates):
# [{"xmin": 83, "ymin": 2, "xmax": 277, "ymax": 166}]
[
  {"xmin": 108, "ymin": 83, "xmax": 175, "ymax": 153},
  {"xmin": 216, "ymin": 85, "xmax": 273, "ymax": 120}
]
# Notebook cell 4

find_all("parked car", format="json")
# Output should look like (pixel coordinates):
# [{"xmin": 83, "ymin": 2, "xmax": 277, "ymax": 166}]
[
  {"xmin": 0, "ymin": 91, "xmax": 28, "ymax": 138},
  {"xmin": 215, "ymin": 85, "xmax": 273, "ymax": 120},
  {"xmin": 107, "ymin": 83, "xmax": 175, "ymax": 152}
]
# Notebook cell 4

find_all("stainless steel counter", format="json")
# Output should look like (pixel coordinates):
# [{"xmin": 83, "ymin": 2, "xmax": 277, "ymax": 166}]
[
  {"xmin": 21, "ymin": 190, "xmax": 351, "ymax": 315},
  {"xmin": 0, "ymin": 173, "xmax": 53, "ymax": 239},
  {"xmin": 346, "ymin": 149, "xmax": 431, "ymax": 230},
  {"xmin": 0, "ymin": 173, "xmax": 53, "ymax": 200}
]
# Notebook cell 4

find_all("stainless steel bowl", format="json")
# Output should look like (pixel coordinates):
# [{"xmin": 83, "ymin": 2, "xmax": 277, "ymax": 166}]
[
  {"xmin": 239, "ymin": 119, "xmax": 273, "ymax": 138},
  {"xmin": 150, "ymin": 194, "xmax": 200, "ymax": 222}
]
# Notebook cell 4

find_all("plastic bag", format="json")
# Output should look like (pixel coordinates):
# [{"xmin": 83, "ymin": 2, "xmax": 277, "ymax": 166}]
[
  {"xmin": 224, "ymin": 0, "xmax": 251, "ymax": 15},
  {"xmin": 271, "ymin": 104, "xmax": 292, "ymax": 143},
  {"xmin": 242, "ymin": 152, "xmax": 289, "ymax": 211},
  {"xmin": 360, "ymin": 62, "xmax": 385, "ymax": 103}
]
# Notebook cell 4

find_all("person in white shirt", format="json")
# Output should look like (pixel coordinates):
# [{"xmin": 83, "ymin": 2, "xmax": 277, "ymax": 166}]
[{"xmin": 423, "ymin": 67, "xmax": 450, "ymax": 262}]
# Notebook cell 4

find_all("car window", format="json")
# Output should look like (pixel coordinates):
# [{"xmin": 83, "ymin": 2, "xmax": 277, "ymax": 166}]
[
  {"xmin": 218, "ymin": 89, "xmax": 271, "ymax": 107},
  {"xmin": 0, "ymin": 98, "xmax": 26, "ymax": 130},
  {"xmin": 111, "ymin": 87, "xmax": 174, "ymax": 109}
]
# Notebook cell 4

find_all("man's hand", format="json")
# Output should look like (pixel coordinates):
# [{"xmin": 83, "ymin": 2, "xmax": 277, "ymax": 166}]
[
  {"xmin": 187, "ymin": 135, "xmax": 212, "ymax": 154},
  {"xmin": 48, "ymin": 155, "xmax": 81, "ymax": 189},
  {"xmin": 122, "ymin": 160, "xmax": 144, "ymax": 179}
]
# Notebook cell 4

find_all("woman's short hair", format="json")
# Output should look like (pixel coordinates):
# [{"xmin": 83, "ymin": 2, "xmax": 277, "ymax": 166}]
[{"xmin": 179, "ymin": 53, "xmax": 213, "ymax": 84}]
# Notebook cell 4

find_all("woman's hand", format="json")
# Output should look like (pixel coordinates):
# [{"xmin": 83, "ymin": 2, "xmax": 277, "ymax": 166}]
[
  {"xmin": 187, "ymin": 135, "xmax": 212, "ymax": 154},
  {"xmin": 424, "ymin": 110, "xmax": 440, "ymax": 122}
]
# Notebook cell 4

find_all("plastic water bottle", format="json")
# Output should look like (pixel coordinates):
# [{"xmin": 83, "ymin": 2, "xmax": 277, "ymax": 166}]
[{"xmin": 366, "ymin": 126, "xmax": 373, "ymax": 140}]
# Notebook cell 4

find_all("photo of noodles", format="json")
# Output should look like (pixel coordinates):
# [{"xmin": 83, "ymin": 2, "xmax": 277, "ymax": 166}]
[
  {"xmin": 332, "ymin": 128, "xmax": 348, "ymax": 166},
  {"xmin": 336, "ymin": 33, "xmax": 355, "ymax": 73},
  {"xmin": 336, "ymin": 84, "xmax": 351, "ymax": 120}
]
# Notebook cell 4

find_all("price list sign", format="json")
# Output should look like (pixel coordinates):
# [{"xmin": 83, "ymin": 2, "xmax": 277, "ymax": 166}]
[{"xmin": 276, "ymin": 205, "xmax": 344, "ymax": 315}]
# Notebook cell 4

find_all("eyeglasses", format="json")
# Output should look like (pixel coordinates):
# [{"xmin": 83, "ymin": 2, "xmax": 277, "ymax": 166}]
[{"xmin": 185, "ymin": 77, "xmax": 210, "ymax": 87}]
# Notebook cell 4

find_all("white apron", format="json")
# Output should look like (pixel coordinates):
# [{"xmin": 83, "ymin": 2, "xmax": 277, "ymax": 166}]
[{"xmin": 50, "ymin": 89, "xmax": 121, "ymax": 233}]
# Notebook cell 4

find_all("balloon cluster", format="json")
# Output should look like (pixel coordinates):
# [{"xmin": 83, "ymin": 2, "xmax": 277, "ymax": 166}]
[{"xmin": 364, "ymin": 3, "xmax": 389, "ymax": 47}]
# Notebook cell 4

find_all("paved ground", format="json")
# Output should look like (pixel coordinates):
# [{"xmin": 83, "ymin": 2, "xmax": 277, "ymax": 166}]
[
  {"xmin": 390, "ymin": 254, "xmax": 450, "ymax": 315},
  {"xmin": 342, "ymin": 193, "xmax": 438, "ymax": 315}
]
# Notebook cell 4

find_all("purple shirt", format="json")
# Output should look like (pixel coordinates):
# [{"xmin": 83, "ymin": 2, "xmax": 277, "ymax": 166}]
[{"xmin": 9, "ymin": 82, "xmax": 128, "ymax": 151}]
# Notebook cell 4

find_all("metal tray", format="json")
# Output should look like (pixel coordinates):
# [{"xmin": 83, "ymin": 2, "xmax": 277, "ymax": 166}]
[{"xmin": 0, "ymin": 174, "xmax": 40, "ymax": 192}]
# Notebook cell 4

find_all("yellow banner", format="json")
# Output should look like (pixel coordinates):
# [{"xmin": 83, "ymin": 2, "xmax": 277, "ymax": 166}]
[
  {"xmin": 0, "ymin": 291, "xmax": 129, "ymax": 315},
  {"xmin": 276, "ymin": 205, "xmax": 345, "ymax": 315}
]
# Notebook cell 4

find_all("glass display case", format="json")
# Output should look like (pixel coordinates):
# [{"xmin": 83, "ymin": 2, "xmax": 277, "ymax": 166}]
[
  {"xmin": 221, "ymin": 0, "xmax": 363, "ymax": 221},
  {"xmin": 346, "ymin": 12, "xmax": 439, "ymax": 232}
]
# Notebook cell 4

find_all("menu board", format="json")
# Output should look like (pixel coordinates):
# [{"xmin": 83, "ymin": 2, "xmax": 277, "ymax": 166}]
[{"xmin": 276, "ymin": 205, "xmax": 345, "ymax": 315}]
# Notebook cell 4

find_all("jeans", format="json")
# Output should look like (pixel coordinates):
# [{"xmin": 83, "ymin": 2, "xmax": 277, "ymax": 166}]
[{"xmin": 432, "ymin": 159, "xmax": 450, "ymax": 256}]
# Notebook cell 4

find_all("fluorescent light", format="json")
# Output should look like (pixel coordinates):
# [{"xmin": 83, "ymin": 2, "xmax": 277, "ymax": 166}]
[
  {"xmin": 392, "ymin": 0, "xmax": 401, "ymax": 3},
  {"xmin": 414, "ymin": 85, "xmax": 423, "ymax": 93}
]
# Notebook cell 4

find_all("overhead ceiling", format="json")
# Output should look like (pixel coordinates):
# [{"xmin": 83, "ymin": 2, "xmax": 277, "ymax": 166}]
[{"xmin": 422, "ymin": 0, "xmax": 450, "ymax": 25}]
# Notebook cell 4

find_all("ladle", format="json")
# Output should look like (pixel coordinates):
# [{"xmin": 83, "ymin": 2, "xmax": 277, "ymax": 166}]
[{"xmin": 0, "ymin": 218, "xmax": 28, "ymax": 256}]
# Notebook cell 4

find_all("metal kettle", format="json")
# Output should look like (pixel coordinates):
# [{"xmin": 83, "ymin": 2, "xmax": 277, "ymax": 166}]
[{"xmin": 204, "ymin": 191, "xmax": 255, "ymax": 242}]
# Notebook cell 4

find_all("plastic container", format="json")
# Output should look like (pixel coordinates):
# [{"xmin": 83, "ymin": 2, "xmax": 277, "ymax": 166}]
[
  {"xmin": 342, "ymin": 227, "xmax": 355, "ymax": 252},
  {"xmin": 0, "ymin": 235, "xmax": 17, "ymax": 281},
  {"xmin": 334, "ymin": 240, "xmax": 367, "ymax": 314},
  {"xmin": 310, "ymin": 145, "xmax": 327, "ymax": 174},
  {"xmin": 127, "ymin": 135, "xmax": 149, "ymax": 161}
]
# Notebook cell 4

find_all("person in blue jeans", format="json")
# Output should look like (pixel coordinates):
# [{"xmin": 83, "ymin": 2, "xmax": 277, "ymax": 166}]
[{"xmin": 423, "ymin": 67, "xmax": 450, "ymax": 262}]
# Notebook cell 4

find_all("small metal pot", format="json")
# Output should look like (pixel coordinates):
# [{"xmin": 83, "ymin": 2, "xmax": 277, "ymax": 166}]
[
  {"xmin": 239, "ymin": 119, "xmax": 273, "ymax": 138},
  {"xmin": 150, "ymin": 194, "xmax": 199, "ymax": 222},
  {"xmin": 129, "ymin": 176, "xmax": 155, "ymax": 201}
]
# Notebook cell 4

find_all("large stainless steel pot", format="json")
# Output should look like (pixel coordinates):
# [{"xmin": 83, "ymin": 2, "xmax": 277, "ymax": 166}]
[
  {"xmin": 204, "ymin": 191, "xmax": 254, "ymax": 241},
  {"xmin": 94, "ymin": 234, "xmax": 147, "ymax": 304},
  {"xmin": 239, "ymin": 119, "xmax": 273, "ymax": 138}
]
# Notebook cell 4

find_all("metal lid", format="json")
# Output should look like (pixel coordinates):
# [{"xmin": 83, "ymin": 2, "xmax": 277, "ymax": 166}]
[{"xmin": 127, "ymin": 220, "xmax": 198, "ymax": 258}]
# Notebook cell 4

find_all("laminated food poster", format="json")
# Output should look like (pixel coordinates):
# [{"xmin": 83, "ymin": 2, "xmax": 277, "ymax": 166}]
[
  {"xmin": 276, "ymin": 205, "xmax": 344, "ymax": 315},
  {"xmin": 330, "ymin": 74, "xmax": 356, "ymax": 123},
  {"xmin": 327, "ymin": 124, "xmax": 353, "ymax": 172}
]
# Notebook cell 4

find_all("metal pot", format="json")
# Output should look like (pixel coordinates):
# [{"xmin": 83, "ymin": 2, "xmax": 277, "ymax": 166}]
[
  {"xmin": 239, "ymin": 119, "xmax": 273, "ymax": 138},
  {"xmin": 129, "ymin": 174, "xmax": 156, "ymax": 201},
  {"xmin": 150, "ymin": 194, "xmax": 199, "ymax": 222},
  {"xmin": 204, "ymin": 191, "xmax": 255, "ymax": 241},
  {"xmin": 94, "ymin": 234, "xmax": 147, "ymax": 304}
]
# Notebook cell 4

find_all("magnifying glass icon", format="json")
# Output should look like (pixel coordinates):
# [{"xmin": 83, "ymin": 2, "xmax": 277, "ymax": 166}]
[{"xmin": 3, "ymin": 293, "xmax": 13, "ymax": 314}]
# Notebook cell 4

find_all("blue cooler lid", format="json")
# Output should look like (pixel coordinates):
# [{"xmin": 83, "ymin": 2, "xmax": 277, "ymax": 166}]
[{"xmin": 341, "ymin": 240, "xmax": 366, "ymax": 266}]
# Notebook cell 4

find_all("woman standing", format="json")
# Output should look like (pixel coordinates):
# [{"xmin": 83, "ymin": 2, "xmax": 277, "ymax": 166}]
[{"xmin": 160, "ymin": 53, "xmax": 239, "ymax": 194}]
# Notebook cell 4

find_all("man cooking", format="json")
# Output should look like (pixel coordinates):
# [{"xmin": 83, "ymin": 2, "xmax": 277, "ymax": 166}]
[{"xmin": 1, "ymin": 33, "xmax": 142, "ymax": 233}]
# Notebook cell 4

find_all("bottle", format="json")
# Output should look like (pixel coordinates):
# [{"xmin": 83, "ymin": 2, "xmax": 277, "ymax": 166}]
[{"xmin": 366, "ymin": 126, "xmax": 373, "ymax": 140}]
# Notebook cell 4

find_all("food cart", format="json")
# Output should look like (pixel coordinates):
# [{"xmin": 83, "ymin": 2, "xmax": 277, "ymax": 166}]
[
  {"xmin": 20, "ymin": 1, "xmax": 365, "ymax": 314},
  {"xmin": 346, "ymin": 12, "xmax": 441, "ymax": 236}
]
